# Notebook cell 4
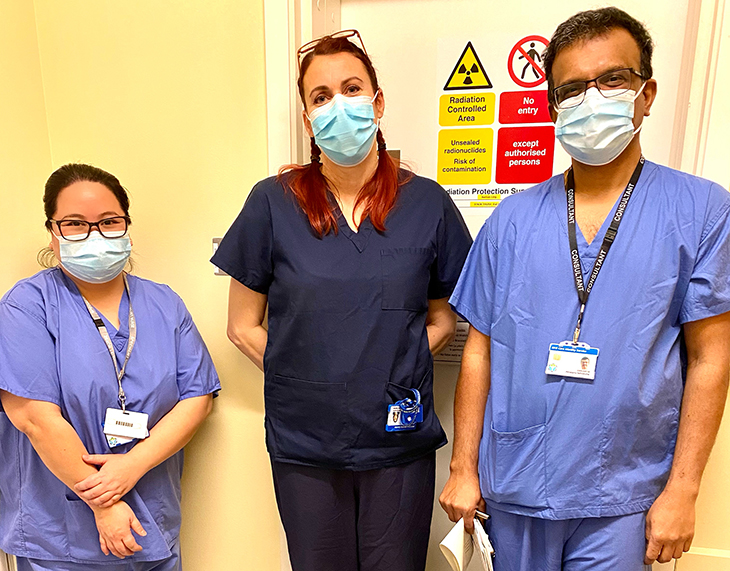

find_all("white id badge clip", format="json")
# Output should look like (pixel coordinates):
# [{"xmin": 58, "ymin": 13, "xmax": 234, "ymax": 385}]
[
  {"xmin": 104, "ymin": 408, "xmax": 149, "ymax": 445},
  {"xmin": 545, "ymin": 341, "xmax": 599, "ymax": 380}
]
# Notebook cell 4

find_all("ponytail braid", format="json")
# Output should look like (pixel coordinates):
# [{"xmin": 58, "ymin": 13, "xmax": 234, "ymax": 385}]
[{"xmin": 278, "ymin": 137, "xmax": 338, "ymax": 235}]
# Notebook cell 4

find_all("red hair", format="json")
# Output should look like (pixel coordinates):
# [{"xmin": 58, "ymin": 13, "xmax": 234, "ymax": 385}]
[{"xmin": 277, "ymin": 34, "xmax": 411, "ymax": 237}]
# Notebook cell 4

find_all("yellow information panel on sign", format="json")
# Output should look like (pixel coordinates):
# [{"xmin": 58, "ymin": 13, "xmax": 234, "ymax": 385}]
[
  {"xmin": 469, "ymin": 200, "xmax": 500, "ymax": 208},
  {"xmin": 439, "ymin": 93, "xmax": 495, "ymax": 126},
  {"xmin": 437, "ymin": 128, "xmax": 493, "ymax": 185}
]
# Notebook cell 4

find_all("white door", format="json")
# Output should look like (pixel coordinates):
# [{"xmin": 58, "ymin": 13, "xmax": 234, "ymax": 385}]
[{"xmin": 676, "ymin": 0, "xmax": 730, "ymax": 565}]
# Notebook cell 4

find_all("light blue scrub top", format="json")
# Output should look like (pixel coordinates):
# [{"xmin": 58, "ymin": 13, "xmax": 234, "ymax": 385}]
[
  {"xmin": 450, "ymin": 161, "xmax": 730, "ymax": 519},
  {"xmin": 0, "ymin": 268, "xmax": 221, "ymax": 563}
]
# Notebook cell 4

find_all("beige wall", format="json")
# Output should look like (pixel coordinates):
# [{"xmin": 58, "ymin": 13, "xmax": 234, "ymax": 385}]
[
  {"xmin": 2, "ymin": 1, "xmax": 280, "ymax": 569},
  {"xmin": 0, "ymin": 0, "xmax": 52, "ymax": 294}
]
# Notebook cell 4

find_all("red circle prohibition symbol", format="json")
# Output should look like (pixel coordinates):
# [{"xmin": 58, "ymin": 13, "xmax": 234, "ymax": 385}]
[{"xmin": 508, "ymin": 35, "xmax": 549, "ymax": 88}]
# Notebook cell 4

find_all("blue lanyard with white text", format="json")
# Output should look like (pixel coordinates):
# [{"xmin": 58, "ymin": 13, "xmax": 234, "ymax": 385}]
[
  {"xmin": 81, "ymin": 275, "xmax": 137, "ymax": 411},
  {"xmin": 566, "ymin": 156, "xmax": 644, "ymax": 343}
]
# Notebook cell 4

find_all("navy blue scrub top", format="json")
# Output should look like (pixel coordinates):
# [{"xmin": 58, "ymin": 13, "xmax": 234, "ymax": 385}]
[{"xmin": 212, "ymin": 173, "xmax": 472, "ymax": 470}]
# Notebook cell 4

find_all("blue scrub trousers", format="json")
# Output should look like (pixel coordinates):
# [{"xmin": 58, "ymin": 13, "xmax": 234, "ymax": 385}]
[
  {"xmin": 486, "ymin": 509, "xmax": 652, "ymax": 571},
  {"xmin": 15, "ymin": 541, "xmax": 181, "ymax": 571},
  {"xmin": 271, "ymin": 452, "xmax": 436, "ymax": 571}
]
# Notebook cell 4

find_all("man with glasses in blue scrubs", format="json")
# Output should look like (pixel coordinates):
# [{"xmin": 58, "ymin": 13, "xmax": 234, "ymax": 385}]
[{"xmin": 440, "ymin": 7, "xmax": 730, "ymax": 570}]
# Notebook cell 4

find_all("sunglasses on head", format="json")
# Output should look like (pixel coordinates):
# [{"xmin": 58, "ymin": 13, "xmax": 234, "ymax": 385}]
[{"xmin": 296, "ymin": 29, "xmax": 368, "ymax": 71}]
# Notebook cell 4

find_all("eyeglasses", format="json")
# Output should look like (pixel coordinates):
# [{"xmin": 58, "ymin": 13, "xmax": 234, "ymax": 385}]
[
  {"xmin": 49, "ymin": 216, "xmax": 130, "ymax": 241},
  {"xmin": 553, "ymin": 68, "xmax": 645, "ymax": 109},
  {"xmin": 296, "ymin": 29, "xmax": 368, "ymax": 71}
]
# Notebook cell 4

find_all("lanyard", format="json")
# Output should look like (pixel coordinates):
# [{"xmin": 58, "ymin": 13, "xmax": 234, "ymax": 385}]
[
  {"xmin": 566, "ymin": 156, "xmax": 644, "ymax": 343},
  {"xmin": 82, "ymin": 275, "xmax": 136, "ymax": 411}
]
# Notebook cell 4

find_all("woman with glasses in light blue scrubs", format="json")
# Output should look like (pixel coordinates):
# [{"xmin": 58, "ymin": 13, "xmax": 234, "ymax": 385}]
[{"xmin": 0, "ymin": 164, "xmax": 221, "ymax": 570}]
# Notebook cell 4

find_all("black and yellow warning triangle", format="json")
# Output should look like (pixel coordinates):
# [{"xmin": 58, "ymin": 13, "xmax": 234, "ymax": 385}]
[{"xmin": 444, "ymin": 41, "xmax": 493, "ymax": 90}]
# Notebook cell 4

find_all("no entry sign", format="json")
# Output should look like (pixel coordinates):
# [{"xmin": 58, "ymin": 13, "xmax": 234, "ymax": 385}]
[{"xmin": 508, "ymin": 35, "xmax": 549, "ymax": 88}]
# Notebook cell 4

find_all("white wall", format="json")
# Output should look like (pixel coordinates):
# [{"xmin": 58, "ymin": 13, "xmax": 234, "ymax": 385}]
[{"xmin": 697, "ymin": 0, "xmax": 730, "ymax": 189}]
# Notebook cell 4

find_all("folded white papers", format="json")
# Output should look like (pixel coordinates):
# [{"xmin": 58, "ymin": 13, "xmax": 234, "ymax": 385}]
[
  {"xmin": 439, "ymin": 517, "xmax": 474, "ymax": 571},
  {"xmin": 473, "ymin": 520, "xmax": 495, "ymax": 571},
  {"xmin": 440, "ymin": 517, "xmax": 495, "ymax": 571}
]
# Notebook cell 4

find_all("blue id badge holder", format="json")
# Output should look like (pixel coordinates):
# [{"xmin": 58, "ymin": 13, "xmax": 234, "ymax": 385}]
[{"xmin": 386, "ymin": 389, "xmax": 423, "ymax": 432}]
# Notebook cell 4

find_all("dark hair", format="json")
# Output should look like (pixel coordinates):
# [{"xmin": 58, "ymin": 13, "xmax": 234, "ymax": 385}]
[
  {"xmin": 44, "ymin": 163, "xmax": 131, "ymax": 229},
  {"xmin": 543, "ymin": 7, "xmax": 654, "ymax": 107},
  {"xmin": 38, "ymin": 163, "xmax": 132, "ymax": 268},
  {"xmin": 278, "ymin": 33, "xmax": 410, "ymax": 237}
]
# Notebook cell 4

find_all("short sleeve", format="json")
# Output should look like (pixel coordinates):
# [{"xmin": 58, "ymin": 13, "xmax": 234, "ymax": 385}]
[
  {"xmin": 680, "ymin": 191, "xmax": 730, "ymax": 323},
  {"xmin": 428, "ymin": 194, "xmax": 473, "ymax": 299},
  {"xmin": 211, "ymin": 181, "xmax": 274, "ymax": 294},
  {"xmin": 175, "ymin": 300, "xmax": 221, "ymax": 400},
  {"xmin": 0, "ymin": 300, "xmax": 61, "ymax": 410},
  {"xmin": 449, "ymin": 218, "xmax": 498, "ymax": 336}
]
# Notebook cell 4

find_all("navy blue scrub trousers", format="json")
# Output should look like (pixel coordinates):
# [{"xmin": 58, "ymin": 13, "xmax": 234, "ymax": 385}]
[{"xmin": 271, "ymin": 452, "xmax": 436, "ymax": 571}]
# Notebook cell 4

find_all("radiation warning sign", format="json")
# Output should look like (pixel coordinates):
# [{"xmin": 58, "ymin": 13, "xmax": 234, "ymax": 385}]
[
  {"xmin": 444, "ymin": 42, "xmax": 493, "ymax": 90},
  {"xmin": 436, "ymin": 34, "xmax": 564, "ymax": 220}
]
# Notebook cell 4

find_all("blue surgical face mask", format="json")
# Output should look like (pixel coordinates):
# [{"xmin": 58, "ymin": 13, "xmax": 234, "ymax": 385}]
[
  {"xmin": 554, "ymin": 84, "xmax": 645, "ymax": 166},
  {"xmin": 308, "ymin": 91, "xmax": 379, "ymax": 167},
  {"xmin": 55, "ymin": 230, "xmax": 132, "ymax": 284}
]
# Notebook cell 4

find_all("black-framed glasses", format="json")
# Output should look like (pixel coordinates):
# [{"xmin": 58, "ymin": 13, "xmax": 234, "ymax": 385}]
[
  {"xmin": 49, "ymin": 216, "xmax": 130, "ymax": 241},
  {"xmin": 297, "ymin": 29, "xmax": 367, "ymax": 71},
  {"xmin": 554, "ymin": 68, "xmax": 645, "ymax": 109}
]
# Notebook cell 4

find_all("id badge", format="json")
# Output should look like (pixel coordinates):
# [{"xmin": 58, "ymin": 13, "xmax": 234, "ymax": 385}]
[
  {"xmin": 386, "ymin": 403, "xmax": 423, "ymax": 432},
  {"xmin": 545, "ymin": 341, "xmax": 599, "ymax": 380},
  {"xmin": 104, "ymin": 408, "xmax": 149, "ymax": 441},
  {"xmin": 105, "ymin": 433, "xmax": 134, "ymax": 448}
]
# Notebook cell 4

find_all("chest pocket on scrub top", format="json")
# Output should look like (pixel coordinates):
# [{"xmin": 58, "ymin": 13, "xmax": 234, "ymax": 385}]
[{"xmin": 381, "ymin": 248, "xmax": 434, "ymax": 311}]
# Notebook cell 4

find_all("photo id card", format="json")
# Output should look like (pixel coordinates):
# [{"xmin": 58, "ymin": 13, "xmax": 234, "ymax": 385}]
[
  {"xmin": 105, "ymin": 433, "xmax": 134, "ymax": 448},
  {"xmin": 545, "ymin": 341, "xmax": 600, "ymax": 380},
  {"xmin": 386, "ymin": 403, "xmax": 423, "ymax": 432},
  {"xmin": 104, "ymin": 408, "xmax": 149, "ymax": 441}
]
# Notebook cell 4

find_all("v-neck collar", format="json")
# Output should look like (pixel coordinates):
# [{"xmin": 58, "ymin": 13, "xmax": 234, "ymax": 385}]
[
  {"xmin": 551, "ymin": 167, "xmax": 646, "ymax": 266},
  {"xmin": 332, "ymin": 203, "xmax": 374, "ymax": 253},
  {"xmin": 104, "ymin": 288, "xmax": 130, "ymax": 340},
  {"xmin": 60, "ymin": 269, "xmax": 131, "ymax": 340}
]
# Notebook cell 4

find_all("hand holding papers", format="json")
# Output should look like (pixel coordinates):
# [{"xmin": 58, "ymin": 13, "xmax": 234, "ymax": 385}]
[{"xmin": 440, "ymin": 513, "xmax": 495, "ymax": 571}]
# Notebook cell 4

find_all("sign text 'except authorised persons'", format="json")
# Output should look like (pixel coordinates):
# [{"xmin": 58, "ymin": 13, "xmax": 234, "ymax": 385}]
[{"xmin": 496, "ymin": 125, "xmax": 554, "ymax": 184}]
